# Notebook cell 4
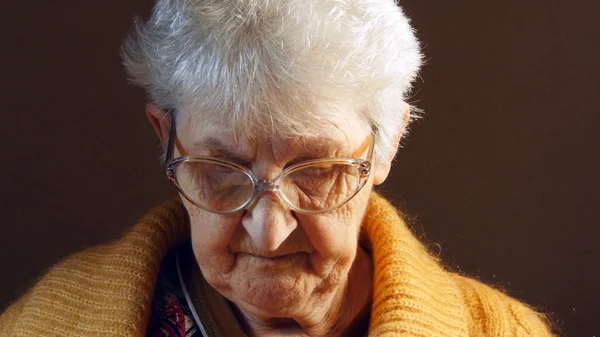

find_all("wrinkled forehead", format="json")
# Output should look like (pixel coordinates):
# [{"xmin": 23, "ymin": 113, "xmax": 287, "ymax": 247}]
[{"xmin": 176, "ymin": 110, "xmax": 372, "ymax": 155}]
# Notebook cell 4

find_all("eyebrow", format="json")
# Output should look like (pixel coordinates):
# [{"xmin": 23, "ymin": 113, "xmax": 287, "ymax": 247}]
[
  {"xmin": 291, "ymin": 143, "xmax": 333, "ymax": 161},
  {"xmin": 191, "ymin": 135, "xmax": 364, "ymax": 164},
  {"xmin": 289, "ymin": 138, "xmax": 357, "ymax": 163},
  {"xmin": 194, "ymin": 137, "xmax": 252, "ymax": 164}
]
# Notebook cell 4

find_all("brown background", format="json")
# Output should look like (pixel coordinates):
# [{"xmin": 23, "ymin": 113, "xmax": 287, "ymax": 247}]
[{"xmin": 1, "ymin": 1, "xmax": 598, "ymax": 336}]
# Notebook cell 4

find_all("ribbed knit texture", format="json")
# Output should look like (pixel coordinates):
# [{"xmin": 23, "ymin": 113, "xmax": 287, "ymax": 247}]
[
  {"xmin": 363, "ymin": 194, "xmax": 554, "ymax": 337},
  {"xmin": 0, "ymin": 193, "xmax": 554, "ymax": 336}
]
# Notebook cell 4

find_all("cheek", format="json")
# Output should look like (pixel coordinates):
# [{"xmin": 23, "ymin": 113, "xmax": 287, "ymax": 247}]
[
  {"xmin": 296, "ymin": 191, "xmax": 368, "ymax": 262},
  {"xmin": 184, "ymin": 201, "xmax": 240, "ymax": 272}
]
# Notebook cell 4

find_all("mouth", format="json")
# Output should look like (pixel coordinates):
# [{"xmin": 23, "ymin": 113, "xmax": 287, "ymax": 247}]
[{"xmin": 237, "ymin": 252, "xmax": 309, "ymax": 267}]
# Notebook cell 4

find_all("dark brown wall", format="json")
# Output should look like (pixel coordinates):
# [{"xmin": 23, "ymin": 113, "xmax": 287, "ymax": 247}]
[{"xmin": 1, "ymin": 1, "xmax": 598, "ymax": 336}]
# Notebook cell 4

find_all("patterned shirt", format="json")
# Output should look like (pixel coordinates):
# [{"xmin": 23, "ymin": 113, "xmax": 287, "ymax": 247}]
[
  {"xmin": 147, "ymin": 254, "xmax": 201, "ymax": 337},
  {"xmin": 147, "ymin": 245, "xmax": 247, "ymax": 337}
]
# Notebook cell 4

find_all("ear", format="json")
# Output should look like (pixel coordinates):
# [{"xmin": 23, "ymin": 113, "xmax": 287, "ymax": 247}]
[
  {"xmin": 146, "ymin": 103, "xmax": 172, "ymax": 148},
  {"xmin": 372, "ymin": 103, "xmax": 410, "ymax": 185}
]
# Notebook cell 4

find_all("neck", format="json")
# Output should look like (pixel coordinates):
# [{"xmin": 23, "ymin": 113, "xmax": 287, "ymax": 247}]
[{"xmin": 232, "ymin": 247, "xmax": 373, "ymax": 337}]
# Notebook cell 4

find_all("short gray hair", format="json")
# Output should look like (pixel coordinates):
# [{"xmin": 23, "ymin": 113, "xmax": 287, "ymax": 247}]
[{"xmin": 122, "ymin": 0, "xmax": 422, "ymax": 163}]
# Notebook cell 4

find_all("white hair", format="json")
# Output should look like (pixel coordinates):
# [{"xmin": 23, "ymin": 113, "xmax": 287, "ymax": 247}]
[{"xmin": 122, "ymin": 0, "xmax": 422, "ymax": 163}]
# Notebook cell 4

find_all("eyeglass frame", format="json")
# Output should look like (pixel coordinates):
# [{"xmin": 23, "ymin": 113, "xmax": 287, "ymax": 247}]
[{"xmin": 163, "ymin": 110, "xmax": 376, "ymax": 214}]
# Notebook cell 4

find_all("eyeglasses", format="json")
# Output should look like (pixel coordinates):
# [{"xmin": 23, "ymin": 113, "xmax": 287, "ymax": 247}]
[{"xmin": 164, "ymin": 112, "xmax": 374, "ymax": 214}]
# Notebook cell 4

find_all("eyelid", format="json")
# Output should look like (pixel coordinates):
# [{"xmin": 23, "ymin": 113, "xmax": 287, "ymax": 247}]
[
  {"xmin": 285, "ymin": 157, "xmax": 342, "ymax": 171},
  {"xmin": 285, "ymin": 156, "xmax": 312, "ymax": 167}
]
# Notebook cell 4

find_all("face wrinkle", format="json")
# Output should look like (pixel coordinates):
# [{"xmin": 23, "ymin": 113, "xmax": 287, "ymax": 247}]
[{"xmin": 182, "ymin": 112, "xmax": 375, "ymax": 337}]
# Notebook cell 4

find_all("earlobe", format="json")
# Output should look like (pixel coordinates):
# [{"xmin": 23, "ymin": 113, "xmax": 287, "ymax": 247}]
[
  {"xmin": 372, "ymin": 162, "xmax": 392, "ymax": 185},
  {"xmin": 145, "ymin": 104, "xmax": 172, "ymax": 147}
]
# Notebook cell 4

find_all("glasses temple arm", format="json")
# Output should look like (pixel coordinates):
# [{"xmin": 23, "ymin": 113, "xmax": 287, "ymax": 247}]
[{"xmin": 165, "ymin": 109, "xmax": 176, "ymax": 167}]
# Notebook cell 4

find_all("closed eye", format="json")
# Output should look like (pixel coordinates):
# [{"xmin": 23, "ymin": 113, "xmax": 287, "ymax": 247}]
[{"xmin": 211, "ymin": 152, "xmax": 251, "ymax": 167}]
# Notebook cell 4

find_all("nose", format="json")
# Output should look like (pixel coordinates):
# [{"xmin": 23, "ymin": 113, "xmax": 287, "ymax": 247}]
[{"xmin": 241, "ymin": 192, "xmax": 298, "ymax": 252}]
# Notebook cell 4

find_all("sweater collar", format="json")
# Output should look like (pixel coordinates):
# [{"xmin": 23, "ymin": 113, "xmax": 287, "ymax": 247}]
[{"xmin": 362, "ymin": 193, "xmax": 470, "ymax": 336}]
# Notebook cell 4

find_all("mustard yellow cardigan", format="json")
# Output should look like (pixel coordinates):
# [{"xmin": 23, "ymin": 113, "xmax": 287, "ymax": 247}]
[{"xmin": 0, "ymin": 193, "xmax": 555, "ymax": 336}]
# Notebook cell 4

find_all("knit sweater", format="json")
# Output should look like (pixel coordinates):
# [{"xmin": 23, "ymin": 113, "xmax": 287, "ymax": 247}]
[{"xmin": 0, "ymin": 193, "xmax": 555, "ymax": 337}]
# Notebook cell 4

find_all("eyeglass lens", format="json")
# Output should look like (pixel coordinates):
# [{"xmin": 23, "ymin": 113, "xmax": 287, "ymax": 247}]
[{"xmin": 174, "ymin": 160, "xmax": 364, "ymax": 213}]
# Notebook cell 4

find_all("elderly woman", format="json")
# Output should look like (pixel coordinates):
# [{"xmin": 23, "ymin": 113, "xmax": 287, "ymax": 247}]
[{"xmin": 0, "ymin": 1, "xmax": 554, "ymax": 336}]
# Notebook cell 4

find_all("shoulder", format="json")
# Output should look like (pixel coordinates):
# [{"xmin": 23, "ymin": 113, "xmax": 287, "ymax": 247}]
[
  {"xmin": 0, "ymin": 240, "xmax": 149, "ymax": 336},
  {"xmin": 0, "ymin": 242, "xmax": 116, "ymax": 335},
  {"xmin": 450, "ymin": 274, "xmax": 557, "ymax": 337},
  {"xmin": 0, "ymin": 197, "xmax": 189, "ymax": 336}
]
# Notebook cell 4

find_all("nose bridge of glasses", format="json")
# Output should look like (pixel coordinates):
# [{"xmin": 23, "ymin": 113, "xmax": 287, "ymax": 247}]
[{"xmin": 256, "ymin": 179, "xmax": 278, "ymax": 192}]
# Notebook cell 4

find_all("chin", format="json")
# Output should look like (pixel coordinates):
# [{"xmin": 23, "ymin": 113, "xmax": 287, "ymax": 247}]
[
  {"xmin": 236, "ymin": 279, "xmax": 306, "ymax": 317},
  {"xmin": 228, "ymin": 253, "xmax": 315, "ymax": 317}
]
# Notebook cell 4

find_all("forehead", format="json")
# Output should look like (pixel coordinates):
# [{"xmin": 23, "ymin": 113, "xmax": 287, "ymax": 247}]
[{"xmin": 177, "ymin": 111, "xmax": 371, "ymax": 153}]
